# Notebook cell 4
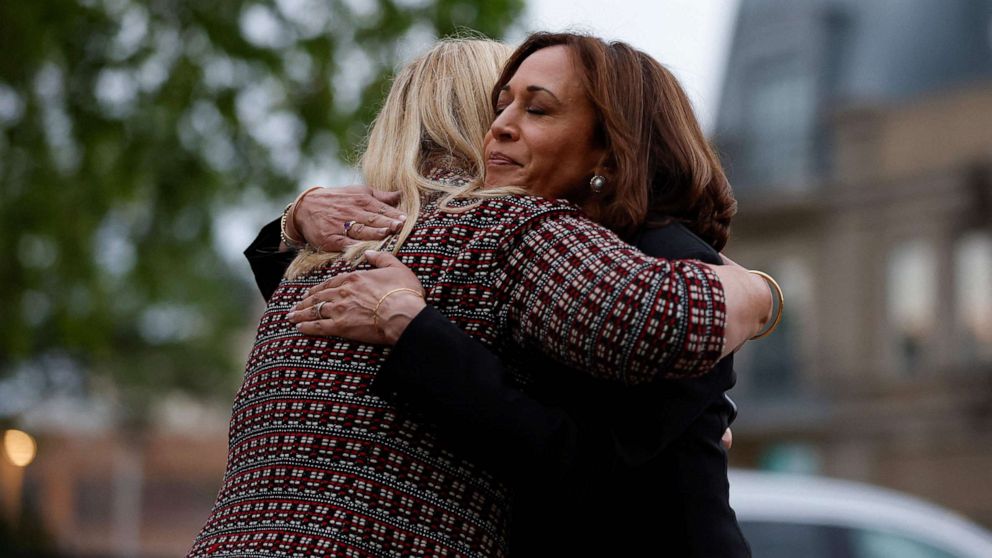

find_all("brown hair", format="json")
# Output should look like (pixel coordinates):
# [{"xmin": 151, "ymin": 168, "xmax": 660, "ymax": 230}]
[{"xmin": 493, "ymin": 32, "xmax": 736, "ymax": 250}]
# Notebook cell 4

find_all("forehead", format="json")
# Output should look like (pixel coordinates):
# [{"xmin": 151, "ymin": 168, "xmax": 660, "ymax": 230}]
[{"xmin": 507, "ymin": 45, "xmax": 584, "ymax": 95}]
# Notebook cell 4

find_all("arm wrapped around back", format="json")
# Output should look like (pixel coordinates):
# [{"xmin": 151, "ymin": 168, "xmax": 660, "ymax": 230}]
[{"xmin": 495, "ymin": 210, "xmax": 727, "ymax": 385}]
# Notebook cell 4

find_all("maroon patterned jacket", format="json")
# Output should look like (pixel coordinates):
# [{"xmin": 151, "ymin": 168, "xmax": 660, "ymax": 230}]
[{"xmin": 188, "ymin": 192, "xmax": 726, "ymax": 557}]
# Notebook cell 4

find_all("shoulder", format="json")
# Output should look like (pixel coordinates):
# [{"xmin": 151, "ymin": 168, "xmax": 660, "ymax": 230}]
[
  {"xmin": 409, "ymin": 195, "xmax": 588, "ymax": 260},
  {"xmin": 447, "ymin": 195, "xmax": 632, "ymax": 266},
  {"xmin": 636, "ymin": 222, "xmax": 720, "ymax": 264},
  {"xmin": 485, "ymin": 194, "xmax": 581, "ymax": 219},
  {"xmin": 470, "ymin": 195, "xmax": 586, "ymax": 239},
  {"xmin": 500, "ymin": 196, "xmax": 629, "ymax": 248}
]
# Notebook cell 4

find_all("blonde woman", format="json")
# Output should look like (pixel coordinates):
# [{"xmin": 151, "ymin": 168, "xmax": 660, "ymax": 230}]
[{"xmin": 194, "ymin": 38, "xmax": 770, "ymax": 557}]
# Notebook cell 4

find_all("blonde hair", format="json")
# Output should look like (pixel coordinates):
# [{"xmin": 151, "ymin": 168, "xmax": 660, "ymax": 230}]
[{"xmin": 287, "ymin": 38, "xmax": 518, "ymax": 277}]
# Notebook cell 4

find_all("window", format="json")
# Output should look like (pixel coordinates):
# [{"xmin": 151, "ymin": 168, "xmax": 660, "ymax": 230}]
[
  {"xmin": 886, "ymin": 240, "xmax": 937, "ymax": 375},
  {"xmin": 759, "ymin": 442, "xmax": 821, "ymax": 474},
  {"xmin": 737, "ymin": 257, "xmax": 811, "ymax": 398},
  {"xmin": 851, "ymin": 528, "xmax": 958, "ymax": 558},
  {"xmin": 740, "ymin": 521, "xmax": 963, "ymax": 558},
  {"xmin": 739, "ymin": 521, "xmax": 845, "ymax": 558},
  {"xmin": 954, "ymin": 231, "xmax": 992, "ymax": 363},
  {"xmin": 745, "ymin": 65, "xmax": 815, "ymax": 188}
]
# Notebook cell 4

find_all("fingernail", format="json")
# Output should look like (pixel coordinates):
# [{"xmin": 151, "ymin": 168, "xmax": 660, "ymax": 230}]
[
  {"xmin": 364, "ymin": 250, "xmax": 376, "ymax": 258},
  {"xmin": 286, "ymin": 311, "xmax": 295, "ymax": 320},
  {"xmin": 398, "ymin": 215, "xmax": 407, "ymax": 222}
]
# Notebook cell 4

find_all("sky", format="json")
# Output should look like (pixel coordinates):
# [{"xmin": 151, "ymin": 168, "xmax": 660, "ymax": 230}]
[{"xmin": 523, "ymin": 0, "xmax": 741, "ymax": 133}]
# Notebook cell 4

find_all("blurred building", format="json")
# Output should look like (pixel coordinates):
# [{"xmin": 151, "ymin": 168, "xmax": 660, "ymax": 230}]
[
  {"xmin": 2, "ymin": 398, "xmax": 230, "ymax": 557},
  {"xmin": 716, "ymin": 0, "xmax": 992, "ymax": 527}
]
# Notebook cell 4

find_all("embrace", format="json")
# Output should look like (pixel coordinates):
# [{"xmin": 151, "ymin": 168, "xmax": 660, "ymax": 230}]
[{"xmin": 188, "ymin": 32, "xmax": 781, "ymax": 557}]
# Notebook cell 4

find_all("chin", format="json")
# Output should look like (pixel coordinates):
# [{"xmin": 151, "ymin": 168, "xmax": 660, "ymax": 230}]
[{"xmin": 483, "ymin": 169, "xmax": 519, "ymax": 188}]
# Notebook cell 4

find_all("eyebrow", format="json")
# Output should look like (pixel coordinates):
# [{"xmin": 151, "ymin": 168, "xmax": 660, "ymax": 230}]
[{"xmin": 499, "ymin": 84, "xmax": 561, "ymax": 103}]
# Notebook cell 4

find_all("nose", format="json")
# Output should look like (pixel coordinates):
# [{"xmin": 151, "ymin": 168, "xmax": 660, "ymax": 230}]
[{"xmin": 489, "ymin": 107, "xmax": 519, "ymax": 142}]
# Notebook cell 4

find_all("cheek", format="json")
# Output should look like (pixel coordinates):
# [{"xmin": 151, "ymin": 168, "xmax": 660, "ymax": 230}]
[
  {"xmin": 540, "ymin": 152, "xmax": 589, "ymax": 198},
  {"xmin": 523, "ymin": 122, "xmax": 597, "ymax": 196}
]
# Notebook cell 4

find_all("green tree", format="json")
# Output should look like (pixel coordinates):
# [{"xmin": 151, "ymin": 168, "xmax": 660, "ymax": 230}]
[{"xmin": 0, "ymin": 0, "xmax": 523, "ymax": 414}]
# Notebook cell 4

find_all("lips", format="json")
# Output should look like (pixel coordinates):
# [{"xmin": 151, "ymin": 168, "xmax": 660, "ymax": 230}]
[{"xmin": 487, "ymin": 151, "xmax": 520, "ymax": 166}]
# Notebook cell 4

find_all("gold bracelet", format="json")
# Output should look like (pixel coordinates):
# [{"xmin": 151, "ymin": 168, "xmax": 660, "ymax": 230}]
[
  {"xmin": 280, "ymin": 202, "xmax": 305, "ymax": 249},
  {"xmin": 748, "ymin": 270, "xmax": 784, "ymax": 340},
  {"xmin": 280, "ymin": 186, "xmax": 323, "ymax": 250},
  {"xmin": 372, "ymin": 287, "xmax": 424, "ymax": 334}
]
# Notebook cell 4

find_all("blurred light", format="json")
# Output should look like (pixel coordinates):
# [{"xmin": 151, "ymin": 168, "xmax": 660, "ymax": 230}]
[
  {"xmin": 0, "ymin": 83, "xmax": 25, "ymax": 126},
  {"xmin": 17, "ymin": 233, "xmax": 59, "ymax": 269},
  {"xmin": 340, "ymin": 0, "xmax": 378, "ymax": 20},
  {"xmin": 955, "ymin": 232, "xmax": 992, "ymax": 360},
  {"xmin": 94, "ymin": 68, "xmax": 139, "ymax": 117},
  {"xmin": 111, "ymin": 4, "xmax": 149, "ymax": 60},
  {"xmin": 277, "ymin": 0, "xmax": 332, "ymax": 38},
  {"xmin": 3, "ymin": 429, "xmax": 37, "ymax": 468},
  {"xmin": 20, "ymin": 290, "xmax": 52, "ymax": 327},
  {"xmin": 33, "ymin": 63, "xmax": 64, "ymax": 101},
  {"xmin": 139, "ymin": 304, "xmax": 207, "ymax": 344},
  {"xmin": 332, "ymin": 42, "xmax": 375, "ymax": 113},
  {"xmin": 240, "ymin": 4, "xmax": 292, "ymax": 49}
]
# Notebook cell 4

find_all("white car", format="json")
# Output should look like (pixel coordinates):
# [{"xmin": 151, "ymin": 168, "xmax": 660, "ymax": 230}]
[{"xmin": 729, "ymin": 469, "xmax": 992, "ymax": 558}]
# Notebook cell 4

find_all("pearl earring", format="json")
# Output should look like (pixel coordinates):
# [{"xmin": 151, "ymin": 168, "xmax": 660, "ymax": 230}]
[{"xmin": 589, "ymin": 174, "xmax": 606, "ymax": 193}]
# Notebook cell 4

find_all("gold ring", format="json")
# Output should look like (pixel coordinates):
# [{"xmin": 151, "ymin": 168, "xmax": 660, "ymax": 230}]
[
  {"xmin": 343, "ymin": 220, "xmax": 357, "ymax": 238},
  {"xmin": 315, "ymin": 300, "xmax": 328, "ymax": 320}
]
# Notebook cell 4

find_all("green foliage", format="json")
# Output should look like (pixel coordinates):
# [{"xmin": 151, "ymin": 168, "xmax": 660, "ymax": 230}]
[{"xmin": 0, "ymin": 0, "xmax": 523, "ymax": 407}]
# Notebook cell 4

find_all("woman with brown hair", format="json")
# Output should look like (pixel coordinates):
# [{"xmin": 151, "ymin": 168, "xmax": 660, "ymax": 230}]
[
  {"xmin": 198, "ymin": 35, "xmax": 771, "ymax": 558},
  {"xmin": 258, "ymin": 33, "xmax": 773, "ymax": 556}
]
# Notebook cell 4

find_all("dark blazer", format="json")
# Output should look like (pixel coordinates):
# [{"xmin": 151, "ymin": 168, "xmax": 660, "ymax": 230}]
[{"xmin": 245, "ymin": 218, "xmax": 750, "ymax": 557}]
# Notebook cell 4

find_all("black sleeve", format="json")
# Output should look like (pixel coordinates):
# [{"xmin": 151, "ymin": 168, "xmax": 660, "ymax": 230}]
[
  {"xmin": 370, "ymin": 222, "xmax": 734, "ymax": 481},
  {"xmin": 372, "ymin": 306, "xmax": 612, "ymax": 483},
  {"xmin": 244, "ymin": 218, "xmax": 296, "ymax": 302},
  {"xmin": 607, "ymin": 222, "xmax": 736, "ymax": 461},
  {"xmin": 599, "ymin": 394, "xmax": 751, "ymax": 558},
  {"xmin": 662, "ymin": 397, "xmax": 750, "ymax": 557}
]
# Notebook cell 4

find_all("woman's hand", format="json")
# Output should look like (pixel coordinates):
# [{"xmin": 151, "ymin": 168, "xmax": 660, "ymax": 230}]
[
  {"xmin": 284, "ymin": 186, "xmax": 407, "ymax": 252},
  {"xmin": 287, "ymin": 251, "xmax": 427, "ymax": 345}
]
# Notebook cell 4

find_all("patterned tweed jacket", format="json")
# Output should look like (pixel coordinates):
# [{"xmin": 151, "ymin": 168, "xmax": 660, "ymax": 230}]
[{"xmin": 188, "ymin": 191, "xmax": 726, "ymax": 558}]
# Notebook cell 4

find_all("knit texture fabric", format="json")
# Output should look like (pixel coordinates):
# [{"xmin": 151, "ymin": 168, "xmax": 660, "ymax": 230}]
[{"xmin": 187, "ymin": 193, "xmax": 726, "ymax": 557}]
